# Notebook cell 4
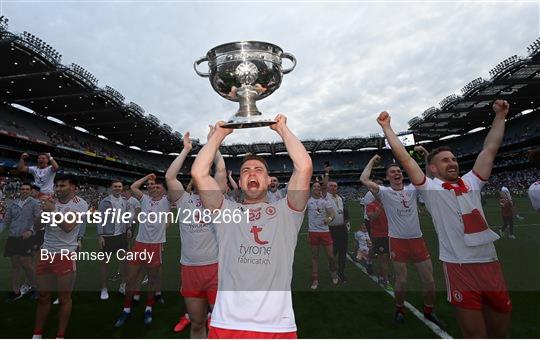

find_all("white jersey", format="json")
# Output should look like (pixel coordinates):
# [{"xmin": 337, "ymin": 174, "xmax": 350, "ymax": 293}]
[
  {"xmin": 266, "ymin": 188, "xmax": 286, "ymax": 203},
  {"xmin": 42, "ymin": 196, "xmax": 88, "ymax": 253},
  {"xmin": 176, "ymin": 192, "xmax": 218, "ymax": 266},
  {"xmin": 375, "ymin": 184, "xmax": 422, "ymax": 239},
  {"xmin": 325, "ymin": 193, "xmax": 345, "ymax": 226},
  {"xmin": 501, "ymin": 186, "xmax": 512, "ymax": 202},
  {"xmin": 211, "ymin": 197, "xmax": 304, "ymax": 333},
  {"xmin": 28, "ymin": 165, "xmax": 56, "ymax": 194},
  {"xmin": 354, "ymin": 230, "xmax": 371, "ymax": 253},
  {"xmin": 528, "ymin": 180, "xmax": 540, "ymax": 211},
  {"xmin": 415, "ymin": 171, "xmax": 498, "ymax": 263},
  {"xmin": 125, "ymin": 196, "xmax": 141, "ymax": 223},
  {"xmin": 111, "ymin": 194, "xmax": 128, "ymax": 235},
  {"xmin": 135, "ymin": 194, "xmax": 170, "ymax": 244},
  {"xmin": 307, "ymin": 196, "xmax": 333, "ymax": 232},
  {"xmin": 363, "ymin": 191, "xmax": 375, "ymax": 220}
]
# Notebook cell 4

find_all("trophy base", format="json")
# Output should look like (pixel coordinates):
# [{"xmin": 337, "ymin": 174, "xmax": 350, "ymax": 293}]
[{"xmin": 223, "ymin": 115, "xmax": 276, "ymax": 129}]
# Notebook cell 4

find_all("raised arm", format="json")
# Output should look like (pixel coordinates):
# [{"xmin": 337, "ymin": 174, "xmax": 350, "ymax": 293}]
[
  {"xmin": 191, "ymin": 122, "xmax": 232, "ymax": 211},
  {"xmin": 377, "ymin": 111, "xmax": 425, "ymax": 185},
  {"xmin": 321, "ymin": 164, "xmax": 331, "ymax": 197},
  {"xmin": 17, "ymin": 153, "xmax": 29, "ymax": 173},
  {"xmin": 165, "ymin": 132, "xmax": 192, "ymax": 202},
  {"xmin": 227, "ymin": 170, "xmax": 238, "ymax": 191},
  {"xmin": 47, "ymin": 153, "xmax": 59, "ymax": 171},
  {"xmin": 414, "ymin": 145, "xmax": 432, "ymax": 178},
  {"xmin": 360, "ymin": 155, "xmax": 382, "ymax": 194},
  {"xmin": 473, "ymin": 100, "xmax": 509, "ymax": 180},
  {"xmin": 270, "ymin": 114, "xmax": 313, "ymax": 211},
  {"xmin": 131, "ymin": 174, "xmax": 155, "ymax": 200}
]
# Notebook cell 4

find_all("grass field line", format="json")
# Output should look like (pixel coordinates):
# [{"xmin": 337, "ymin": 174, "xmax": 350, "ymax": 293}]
[{"xmin": 346, "ymin": 253, "xmax": 453, "ymax": 339}]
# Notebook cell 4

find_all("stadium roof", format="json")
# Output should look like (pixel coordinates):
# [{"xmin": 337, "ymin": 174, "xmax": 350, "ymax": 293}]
[
  {"xmin": 408, "ymin": 37, "xmax": 540, "ymax": 141},
  {"xmin": 0, "ymin": 17, "xmax": 183, "ymax": 153}
]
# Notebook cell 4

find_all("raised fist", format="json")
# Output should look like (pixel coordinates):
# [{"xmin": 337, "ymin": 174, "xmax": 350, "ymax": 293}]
[
  {"xmin": 492, "ymin": 99, "xmax": 509, "ymax": 117},
  {"xmin": 376, "ymin": 111, "xmax": 391, "ymax": 127}
]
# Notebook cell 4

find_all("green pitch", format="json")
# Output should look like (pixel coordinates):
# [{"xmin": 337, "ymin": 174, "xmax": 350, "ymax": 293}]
[{"xmin": 0, "ymin": 197, "xmax": 538, "ymax": 338}]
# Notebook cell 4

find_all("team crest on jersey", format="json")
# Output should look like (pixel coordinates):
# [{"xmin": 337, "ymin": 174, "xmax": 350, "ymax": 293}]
[
  {"xmin": 249, "ymin": 208, "xmax": 262, "ymax": 221},
  {"xmin": 265, "ymin": 206, "xmax": 276, "ymax": 217},
  {"xmin": 452, "ymin": 290, "xmax": 463, "ymax": 302},
  {"xmin": 250, "ymin": 225, "xmax": 268, "ymax": 245}
]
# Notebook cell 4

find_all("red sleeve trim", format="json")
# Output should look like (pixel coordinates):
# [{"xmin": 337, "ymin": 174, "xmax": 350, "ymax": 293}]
[
  {"xmin": 472, "ymin": 170, "xmax": 487, "ymax": 182},
  {"xmin": 287, "ymin": 197, "xmax": 305, "ymax": 212},
  {"xmin": 412, "ymin": 176, "xmax": 426, "ymax": 187}
]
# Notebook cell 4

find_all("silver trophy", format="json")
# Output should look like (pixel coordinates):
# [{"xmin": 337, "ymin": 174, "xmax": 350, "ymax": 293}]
[{"xmin": 194, "ymin": 41, "xmax": 296, "ymax": 128}]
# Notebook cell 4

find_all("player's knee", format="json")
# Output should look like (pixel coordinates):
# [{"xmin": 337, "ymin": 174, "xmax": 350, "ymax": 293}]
[{"xmin": 37, "ymin": 292, "xmax": 50, "ymax": 304}]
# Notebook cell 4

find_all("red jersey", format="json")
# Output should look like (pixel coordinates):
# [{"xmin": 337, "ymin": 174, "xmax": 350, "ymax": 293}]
[{"xmin": 366, "ymin": 200, "xmax": 388, "ymax": 238}]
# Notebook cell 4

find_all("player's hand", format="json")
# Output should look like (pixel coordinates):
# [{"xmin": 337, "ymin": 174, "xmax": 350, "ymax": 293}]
[
  {"xmin": 270, "ymin": 114, "xmax": 287, "ymax": 134},
  {"xmin": 414, "ymin": 145, "xmax": 428, "ymax": 156},
  {"xmin": 376, "ymin": 111, "xmax": 391, "ymax": 128},
  {"xmin": 147, "ymin": 173, "xmax": 156, "ymax": 181},
  {"xmin": 214, "ymin": 121, "xmax": 233, "ymax": 139},
  {"xmin": 371, "ymin": 154, "xmax": 381, "ymax": 165},
  {"xmin": 21, "ymin": 153, "xmax": 29, "ymax": 159},
  {"xmin": 254, "ymin": 83, "xmax": 267, "ymax": 95},
  {"xmin": 183, "ymin": 131, "xmax": 192, "ymax": 151},
  {"xmin": 46, "ymin": 153, "xmax": 52, "ymax": 158},
  {"xmin": 493, "ymin": 99, "xmax": 509, "ymax": 117},
  {"xmin": 98, "ymin": 236, "xmax": 105, "ymax": 249},
  {"xmin": 22, "ymin": 230, "xmax": 32, "ymax": 239},
  {"xmin": 40, "ymin": 196, "xmax": 56, "ymax": 212}
]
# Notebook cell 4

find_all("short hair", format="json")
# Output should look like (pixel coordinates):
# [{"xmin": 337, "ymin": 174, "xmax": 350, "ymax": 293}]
[
  {"xmin": 385, "ymin": 163, "xmax": 401, "ymax": 173},
  {"xmin": 110, "ymin": 179, "xmax": 123, "ymax": 186},
  {"xmin": 427, "ymin": 146, "xmax": 454, "ymax": 164},
  {"xmin": 20, "ymin": 182, "xmax": 32, "ymax": 188},
  {"xmin": 529, "ymin": 148, "xmax": 540, "ymax": 169},
  {"xmin": 30, "ymin": 184, "xmax": 41, "ymax": 191},
  {"xmin": 37, "ymin": 152, "xmax": 48, "ymax": 157},
  {"xmin": 153, "ymin": 177, "xmax": 167, "ymax": 190},
  {"xmin": 240, "ymin": 154, "xmax": 268, "ymax": 171},
  {"xmin": 55, "ymin": 174, "xmax": 79, "ymax": 187}
]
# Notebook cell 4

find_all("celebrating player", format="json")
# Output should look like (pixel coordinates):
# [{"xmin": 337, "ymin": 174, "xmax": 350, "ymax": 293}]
[
  {"xmin": 191, "ymin": 114, "xmax": 312, "ymax": 338},
  {"xmin": 18, "ymin": 153, "xmax": 59, "ymax": 194},
  {"xmin": 377, "ymin": 100, "xmax": 512, "ymax": 338},
  {"xmin": 361, "ymin": 155, "xmax": 441, "ymax": 326}
]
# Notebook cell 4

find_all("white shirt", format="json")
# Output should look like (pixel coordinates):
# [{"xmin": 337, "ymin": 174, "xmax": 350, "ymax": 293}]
[
  {"xmin": 528, "ymin": 180, "xmax": 540, "ymax": 211},
  {"xmin": 415, "ymin": 171, "xmax": 498, "ymax": 263},
  {"xmin": 125, "ymin": 196, "xmax": 141, "ymax": 223},
  {"xmin": 267, "ymin": 188, "xmax": 286, "ymax": 203},
  {"xmin": 28, "ymin": 165, "xmax": 56, "ymax": 194},
  {"xmin": 42, "ymin": 196, "xmax": 88, "ymax": 253},
  {"xmin": 176, "ymin": 192, "xmax": 219, "ymax": 266},
  {"xmin": 307, "ymin": 196, "xmax": 333, "ymax": 232},
  {"xmin": 135, "ymin": 194, "xmax": 170, "ymax": 244},
  {"xmin": 211, "ymin": 197, "xmax": 304, "ymax": 333},
  {"xmin": 363, "ymin": 191, "xmax": 375, "ymax": 220},
  {"xmin": 325, "ymin": 193, "xmax": 345, "ymax": 226},
  {"xmin": 375, "ymin": 184, "xmax": 422, "ymax": 239},
  {"xmin": 354, "ymin": 230, "xmax": 371, "ymax": 253}
]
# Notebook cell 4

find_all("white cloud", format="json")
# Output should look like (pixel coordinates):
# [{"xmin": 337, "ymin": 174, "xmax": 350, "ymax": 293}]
[{"xmin": 3, "ymin": 2, "xmax": 538, "ymax": 145}]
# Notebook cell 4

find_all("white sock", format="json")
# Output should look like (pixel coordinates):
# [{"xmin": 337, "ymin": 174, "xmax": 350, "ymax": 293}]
[
  {"xmin": 123, "ymin": 307, "xmax": 131, "ymax": 313},
  {"xmin": 32, "ymin": 335, "xmax": 42, "ymax": 339},
  {"xmin": 145, "ymin": 306, "xmax": 152, "ymax": 312},
  {"xmin": 133, "ymin": 295, "xmax": 140, "ymax": 301},
  {"xmin": 184, "ymin": 313, "xmax": 190, "ymax": 320}
]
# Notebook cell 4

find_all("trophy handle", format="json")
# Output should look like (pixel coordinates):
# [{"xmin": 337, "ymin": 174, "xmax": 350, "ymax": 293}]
[
  {"xmin": 194, "ymin": 56, "xmax": 210, "ymax": 77},
  {"xmin": 281, "ymin": 52, "xmax": 297, "ymax": 74}
]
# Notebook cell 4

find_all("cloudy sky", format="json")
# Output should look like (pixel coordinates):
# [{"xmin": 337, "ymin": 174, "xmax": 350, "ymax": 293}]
[{"xmin": 2, "ymin": 1, "xmax": 539, "ymax": 144}]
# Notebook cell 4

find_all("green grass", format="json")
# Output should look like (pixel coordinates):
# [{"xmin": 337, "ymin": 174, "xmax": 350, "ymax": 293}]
[{"xmin": 0, "ymin": 197, "xmax": 538, "ymax": 338}]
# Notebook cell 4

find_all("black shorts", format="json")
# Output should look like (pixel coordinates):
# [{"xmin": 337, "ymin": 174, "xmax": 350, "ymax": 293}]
[
  {"xmin": 101, "ymin": 233, "xmax": 128, "ymax": 256},
  {"xmin": 372, "ymin": 237, "xmax": 389, "ymax": 256},
  {"xmin": 32, "ymin": 229, "xmax": 45, "ymax": 252},
  {"xmin": 4, "ymin": 236, "xmax": 34, "ymax": 257}
]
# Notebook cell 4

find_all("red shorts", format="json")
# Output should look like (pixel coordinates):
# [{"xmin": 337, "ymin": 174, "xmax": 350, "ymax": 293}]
[
  {"xmin": 36, "ymin": 253, "xmax": 76, "ymax": 276},
  {"xmin": 129, "ymin": 241, "xmax": 162, "ymax": 268},
  {"xmin": 308, "ymin": 231, "xmax": 333, "ymax": 246},
  {"xmin": 208, "ymin": 326, "xmax": 297, "ymax": 339},
  {"xmin": 443, "ymin": 261, "xmax": 512, "ymax": 313},
  {"xmin": 180, "ymin": 263, "xmax": 218, "ymax": 304},
  {"xmin": 389, "ymin": 237, "xmax": 430, "ymax": 263}
]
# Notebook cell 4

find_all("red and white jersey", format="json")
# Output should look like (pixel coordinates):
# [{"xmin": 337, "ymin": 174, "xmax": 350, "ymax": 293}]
[
  {"xmin": 28, "ymin": 165, "xmax": 56, "ymax": 194},
  {"xmin": 211, "ymin": 197, "xmax": 305, "ymax": 333},
  {"xmin": 175, "ymin": 192, "xmax": 218, "ymax": 266},
  {"xmin": 415, "ymin": 171, "xmax": 498, "ymax": 263},
  {"xmin": 307, "ymin": 196, "xmax": 333, "ymax": 232},
  {"xmin": 375, "ymin": 184, "xmax": 422, "ymax": 239},
  {"xmin": 125, "ymin": 196, "xmax": 141, "ymax": 223},
  {"xmin": 42, "ymin": 196, "xmax": 88, "ymax": 253},
  {"xmin": 135, "ymin": 194, "xmax": 170, "ymax": 244},
  {"xmin": 266, "ymin": 188, "xmax": 286, "ymax": 203},
  {"xmin": 528, "ymin": 180, "xmax": 540, "ymax": 211}
]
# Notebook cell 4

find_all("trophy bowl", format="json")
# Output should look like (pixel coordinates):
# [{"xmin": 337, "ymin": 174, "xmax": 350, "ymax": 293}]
[{"xmin": 194, "ymin": 41, "xmax": 296, "ymax": 129}]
